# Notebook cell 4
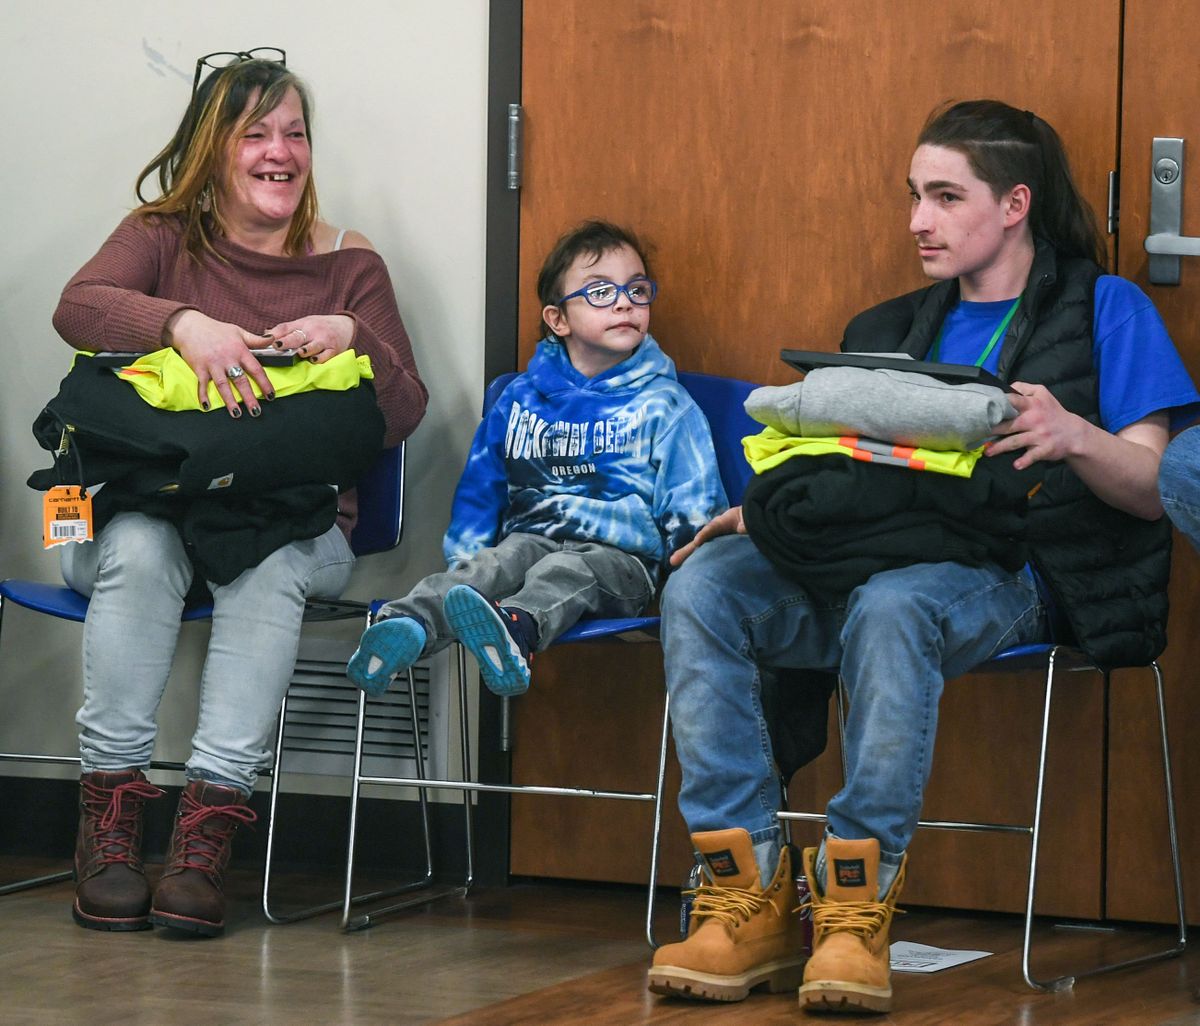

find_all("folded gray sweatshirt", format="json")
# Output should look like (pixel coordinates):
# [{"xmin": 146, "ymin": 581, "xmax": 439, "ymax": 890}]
[{"xmin": 745, "ymin": 366, "xmax": 1017, "ymax": 451}]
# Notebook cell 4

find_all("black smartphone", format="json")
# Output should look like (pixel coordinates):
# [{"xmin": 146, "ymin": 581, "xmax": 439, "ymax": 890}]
[
  {"xmin": 256, "ymin": 349, "xmax": 300, "ymax": 366},
  {"xmin": 86, "ymin": 349, "xmax": 300, "ymax": 368}
]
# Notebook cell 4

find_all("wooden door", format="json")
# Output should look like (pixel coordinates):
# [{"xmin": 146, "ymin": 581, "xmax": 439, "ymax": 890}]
[
  {"xmin": 1108, "ymin": 0, "xmax": 1200, "ymax": 925},
  {"xmin": 510, "ymin": 0, "xmax": 1121, "ymax": 918}
]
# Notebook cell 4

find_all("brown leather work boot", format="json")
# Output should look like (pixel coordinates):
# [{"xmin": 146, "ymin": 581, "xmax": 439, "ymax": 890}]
[
  {"xmin": 798, "ymin": 837, "xmax": 907, "ymax": 1014},
  {"xmin": 73, "ymin": 769, "xmax": 164, "ymax": 931},
  {"xmin": 149, "ymin": 780, "xmax": 256, "ymax": 937},
  {"xmin": 648, "ymin": 828, "xmax": 808, "ymax": 1001}
]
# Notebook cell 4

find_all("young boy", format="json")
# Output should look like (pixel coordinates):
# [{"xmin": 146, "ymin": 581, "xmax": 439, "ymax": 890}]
[{"xmin": 347, "ymin": 221, "xmax": 728, "ymax": 698}]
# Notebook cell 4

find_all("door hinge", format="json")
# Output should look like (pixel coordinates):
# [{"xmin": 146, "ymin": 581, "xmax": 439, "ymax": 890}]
[
  {"xmin": 1107, "ymin": 169, "xmax": 1119, "ymax": 235},
  {"xmin": 506, "ymin": 103, "xmax": 523, "ymax": 191}
]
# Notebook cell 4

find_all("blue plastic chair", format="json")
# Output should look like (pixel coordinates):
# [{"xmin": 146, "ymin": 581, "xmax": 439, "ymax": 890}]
[
  {"xmin": 0, "ymin": 443, "xmax": 406, "ymax": 920},
  {"xmin": 337, "ymin": 370, "xmax": 760, "ymax": 933}
]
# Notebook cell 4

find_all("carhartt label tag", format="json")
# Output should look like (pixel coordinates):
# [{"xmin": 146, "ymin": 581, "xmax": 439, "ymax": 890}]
[
  {"xmin": 704, "ymin": 848, "xmax": 740, "ymax": 877},
  {"xmin": 834, "ymin": 858, "xmax": 867, "ymax": 888},
  {"xmin": 42, "ymin": 486, "xmax": 93, "ymax": 548}
]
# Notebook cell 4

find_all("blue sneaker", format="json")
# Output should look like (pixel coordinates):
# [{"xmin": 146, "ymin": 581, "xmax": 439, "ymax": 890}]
[
  {"xmin": 443, "ymin": 585, "xmax": 533, "ymax": 697},
  {"xmin": 346, "ymin": 616, "xmax": 427, "ymax": 697}
]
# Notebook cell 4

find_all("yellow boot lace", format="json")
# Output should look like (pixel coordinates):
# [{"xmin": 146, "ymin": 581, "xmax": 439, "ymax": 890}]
[
  {"xmin": 688, "ymin": 883, "xmax": 781, "ymax": 929},
  {"xmin": 800, "ymin": 862, "xmax": 907, "ymax": 941},
  {"xmin": 806, "ymin": 898, "xmax": 905, "ymax": 941}
]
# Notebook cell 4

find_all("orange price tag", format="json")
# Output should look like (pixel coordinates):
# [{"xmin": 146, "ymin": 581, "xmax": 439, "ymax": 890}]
[{"xmin": 42, "ymin": 486, "xmax": 94, "ymax": 548}]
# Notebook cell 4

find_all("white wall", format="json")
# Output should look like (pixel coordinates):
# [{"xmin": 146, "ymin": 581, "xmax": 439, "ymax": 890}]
[{"xmin": 0, "ymin": 1, "xmax": 490, "ymax": 778}]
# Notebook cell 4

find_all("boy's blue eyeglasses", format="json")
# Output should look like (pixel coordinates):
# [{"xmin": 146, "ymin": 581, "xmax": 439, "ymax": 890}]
[{"xmin": 556, "ymin": 277, "xmax": 658, "ymax": 308}]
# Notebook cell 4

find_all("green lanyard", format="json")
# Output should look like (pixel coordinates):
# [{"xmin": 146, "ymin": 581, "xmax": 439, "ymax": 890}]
[{"xmin": 930, "ymin": 297, "xmax": 1022, "ymax": 367}]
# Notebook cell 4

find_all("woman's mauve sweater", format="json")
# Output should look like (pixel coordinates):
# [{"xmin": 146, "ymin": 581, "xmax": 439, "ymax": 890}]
[{"xmin": 52, "ymin": 213, "xmax": 428, "ymax": 537}]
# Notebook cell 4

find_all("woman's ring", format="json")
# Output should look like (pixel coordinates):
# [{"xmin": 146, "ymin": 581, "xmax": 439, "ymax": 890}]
[
  {"xmin": 227, "ymin": 365, "xmax": 245, "ymax": 380},
  {"xmin": 292, "ymin": 328, "xmax": 309, "ymax": 344}
]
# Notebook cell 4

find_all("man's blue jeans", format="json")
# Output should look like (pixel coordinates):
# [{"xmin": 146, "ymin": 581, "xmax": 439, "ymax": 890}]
[
  {"xmin": 661, "ymin": 533, "xmax": 1045, "ymax": 875},
  {"xmin": 1159, "ymin": 425, "xmax": 1200, "ymax": 553}
]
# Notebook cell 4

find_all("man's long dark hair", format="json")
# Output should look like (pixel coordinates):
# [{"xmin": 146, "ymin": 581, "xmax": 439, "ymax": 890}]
[{"xmin": 918, "ymin": 99, "xmax": 1107, "ymax": 267}]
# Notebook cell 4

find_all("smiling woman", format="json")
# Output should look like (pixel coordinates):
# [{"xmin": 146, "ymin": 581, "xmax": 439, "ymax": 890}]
[
  {"xmin": 138, "ymin": 54, "xmax": 318, "ymax": 262},
  {"xmin": 47, "ymin": 51, "xmax": 427, "ymax": 938},
  {"xmin": 221, "ymin": 89, "xmax": 313, "ymax": 232}
]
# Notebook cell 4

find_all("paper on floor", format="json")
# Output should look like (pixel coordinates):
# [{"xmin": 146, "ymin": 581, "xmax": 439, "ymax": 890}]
[{"xmin": 889, "ymin": 941, "xmax": 991, "ymax": 973}]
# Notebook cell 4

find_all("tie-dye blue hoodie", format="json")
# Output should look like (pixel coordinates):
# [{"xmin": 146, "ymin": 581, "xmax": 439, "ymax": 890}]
[{"xmin": 443, "ymin": 335, "xmax": 728, "ymax": 577}]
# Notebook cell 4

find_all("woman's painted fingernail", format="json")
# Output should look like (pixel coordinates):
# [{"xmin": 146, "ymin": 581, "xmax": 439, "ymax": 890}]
[
  {"xmin": 230, "ymin": 407, "xmax": 242, "ymax": 419},
  {"xmin": 249, "ymin": 406, "xmax": 262, "ymax": 418},
  {"xmin": 309, "ymin": 356, "xmax": 318, "ymax": 363},
  {"xmin": 201, "ymin": 400, "xmax": 209, "ymax": 411},
  {"xmin": 266, "ymin": 391, "xmax": 276, "ymax": 401}
]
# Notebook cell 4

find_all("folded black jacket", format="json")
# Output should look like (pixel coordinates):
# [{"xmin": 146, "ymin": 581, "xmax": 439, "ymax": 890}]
[
  {"xmin": 28, "ymin": 357, "xmax": 384, "ymax": 583},
  {"xmin": 760, "ymin": 665, "xmax": 838, "ymax": 780},
  {"xmin": 30, "ymin": 357, "xmax": 383, "ymax": 496},
  {"xmin": 742, "ymin": 452, "xmax": 1040, "ymax": 601}
]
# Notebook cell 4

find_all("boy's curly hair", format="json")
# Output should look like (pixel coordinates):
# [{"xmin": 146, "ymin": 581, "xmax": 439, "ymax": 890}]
[{"xmin": 536, "ymin": 220, "xmax": 653, "ymax": 337}]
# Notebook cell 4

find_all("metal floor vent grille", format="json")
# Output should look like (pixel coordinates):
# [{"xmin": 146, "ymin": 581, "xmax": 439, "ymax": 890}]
[{"xmin": 280, "ymin": 636, "xmax": 450, "ymax": 780}]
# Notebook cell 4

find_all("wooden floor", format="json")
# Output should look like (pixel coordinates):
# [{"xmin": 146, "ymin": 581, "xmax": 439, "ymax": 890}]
[{"xmin": 2, "ymin": 858, "xmax": 1198, "ymax": 1025}]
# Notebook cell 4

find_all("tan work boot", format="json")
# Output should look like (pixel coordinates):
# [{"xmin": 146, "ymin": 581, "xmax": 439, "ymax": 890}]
[
  {"xmin": 798, "ymin": 837, "xmax": 906, "ymax": 1014},
  {"xmin": 648, "ymin": 828, "xmax": 807, "ymax": 1001}
]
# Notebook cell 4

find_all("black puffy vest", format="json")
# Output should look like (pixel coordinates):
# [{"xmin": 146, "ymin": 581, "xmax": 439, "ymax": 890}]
[{"xmin": 840, "ymin": 242, "xmax": 1171, "ymax": 670}]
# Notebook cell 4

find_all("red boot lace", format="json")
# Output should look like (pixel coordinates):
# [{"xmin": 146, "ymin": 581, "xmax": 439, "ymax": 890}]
[
  {"xmin": 81, "ymin": 776, "xmax": 165, "ymax": 868},
  {"xmin": 170, "ymin": 791, "xmax": 258, "ymax": 878}
]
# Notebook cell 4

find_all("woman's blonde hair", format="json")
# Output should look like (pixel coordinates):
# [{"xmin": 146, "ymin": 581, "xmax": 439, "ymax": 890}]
[{"xmin": 135, "ymin": 58, "xmax": 318, "ymax": 259}]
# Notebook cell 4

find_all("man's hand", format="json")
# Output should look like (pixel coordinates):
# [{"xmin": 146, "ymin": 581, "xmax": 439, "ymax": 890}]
[
  {"xmin": 987, "ymin": 381, "xmax": 1086, "ymax": 470},
  {"xmin": 670, "ymin": 506, "xmax": 746, "ymax": 567}
]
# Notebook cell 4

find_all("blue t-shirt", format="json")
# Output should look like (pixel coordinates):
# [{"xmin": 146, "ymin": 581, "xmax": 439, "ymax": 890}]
[{"xmin": 934, "ymin": 276, "xmax": 1200, "ymax": 432}]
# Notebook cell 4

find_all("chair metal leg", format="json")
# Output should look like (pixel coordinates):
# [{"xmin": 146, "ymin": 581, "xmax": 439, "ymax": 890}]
[
  {"xmin": 0, "ymin": 599, "xmax": 73, "ymax": 895},
  {"xmin": 501, "ymin": 692, "xmax": 513, "ymax": 752},
  {"xmin": 1022, "ymin": 653, "xmax": 1187, "ymax": 991},
  {"xmin": 341, "ymin": 645, "xmax": 475, "ymax": 930},
  {"xmin": 261, "ymin": 692, "xmax": 348, "ymax": 924},
  {"xmin": 0, "ymin": 747, "xmax": 79, "ymax": 892},
  {"xmin": 836, "ymin": 676, "xmax": 849, "ymax": 783},
  {"xmin": 0, "ymin": 753, "xmax": 189, "ymax": 897},
  {"xmin": 645, "ymin": 691, "xmax": 671, "ymax": 949},
  {"xmin": 455, "ymin": 644, "xmax": 476, "ymax": 894},
  {"xmin": 339, "ymin": 673, "xmax": 434, "ymax": 930},
  {"xmin": 0, "ymin": 867, "xmax": 74, "ymax": 895},
  {"xmin": 1152, "ymin": 660, "xmax": 1190, "ymax": 950}
]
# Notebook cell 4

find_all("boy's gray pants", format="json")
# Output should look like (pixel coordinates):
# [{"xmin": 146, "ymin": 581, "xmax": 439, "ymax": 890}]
[{"xmin": 376, "ymin": 532, "xmax": 655, "ymax": 655}]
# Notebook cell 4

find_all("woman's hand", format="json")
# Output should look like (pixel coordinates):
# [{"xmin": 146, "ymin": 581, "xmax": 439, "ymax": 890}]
[
  {"xmin": 165, "ymin": 309, "xmax": 276, "ymax": 416},
  {"xmin": 265, "ymin": 314, "xmax": 356, "ymax": 364},
  {"xmin": 669, "ymin": 506, "xmax": 746, "ymax": 567}
]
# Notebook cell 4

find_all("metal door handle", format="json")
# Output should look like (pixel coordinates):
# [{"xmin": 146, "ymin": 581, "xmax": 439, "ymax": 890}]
[
  {"xmin": 1145, "ymin": 233, "xmax": 1200, "ymax": 257},
  {"xmin": 1145, "ymin": 137, "xmax": 1199, "ymax": 284}
]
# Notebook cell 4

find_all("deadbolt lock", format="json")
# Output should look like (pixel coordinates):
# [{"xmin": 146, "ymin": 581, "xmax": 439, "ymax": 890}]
[{"xmin": 1155, "ymin": 157, "xmax": 1180, "ymax": 186}]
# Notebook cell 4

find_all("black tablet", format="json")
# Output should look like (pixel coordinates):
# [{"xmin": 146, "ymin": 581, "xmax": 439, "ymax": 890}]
[{"xmin": 781, "ymin": 348, "xmax": 1010, "ymax": 391}]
